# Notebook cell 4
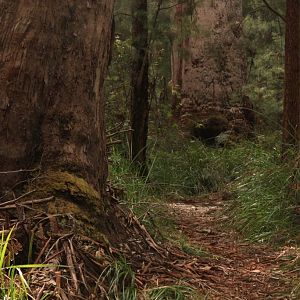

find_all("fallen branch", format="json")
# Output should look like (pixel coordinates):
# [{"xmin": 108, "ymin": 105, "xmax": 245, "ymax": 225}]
[
  {"xmin": 0, "ymin": 190, "xmax": 36, "ymax": 208},
  {"xmin": 107, "ymin": 128, "xmax": 133, "ymax": 139},
  {"xmin": 0, "ymin": 168, "xmax": 39, "ymax": 175},
  {"xmin": 107, "ymin": 140, "xmax": 122, "ymax": 147},
  {"xmin": 262, "ymin": 0, "xmax": 285, "ymax": 22},
  {"xmin": 0, "ymin": 196, "xmax": 54, "ymax": 210}
]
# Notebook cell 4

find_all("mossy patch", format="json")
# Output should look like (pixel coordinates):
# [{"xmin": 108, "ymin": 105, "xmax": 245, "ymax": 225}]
[
  {"xmin": 37, "ymin": 171, "xmax": 110, "ymax": 242},
  {"xmin": 40, "ymin": 171, "xmax": 101, "ymax": 205}
]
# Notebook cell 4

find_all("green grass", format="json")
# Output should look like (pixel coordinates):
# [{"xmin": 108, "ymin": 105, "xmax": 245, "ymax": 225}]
[
  {"xmin": 0, "ymin": 227, "xmax": 54, "ymax": 299},
  {"xmin": 99, "ymin": 257, "xmax": 137, "ymax": 300},
  {"xmin": 0, "ymin": 228, "xmax": 28, "ymax": 299},
  {"xmin": 108, "ymin": 149, "xmax": 178, "ymax": 242},
  {"xmin": 110, "ymin": 131, "xmax": 299, "ymax": 243},
  {"xmin": 107, "ymin": 130, "xmax": 300, "ymax": 298},
  {"xmin": 179, "ymin": 239, "xmax": 211, "ymax": 258},
  {"xmin": 150, "ymin": 132, "xmax": 300, "ymax": 242},
  {"xmin": 0, "ymin": 227, "xmax": 30, "ymax": 299},
  {"xmin": 149, "ymin": 140, "xmax": 231, "ymax": 196},
  {"xmin": 224, "ymin": 134, "xmax": 299, "ymax": 242},
  {"xmin": 145, "ymin": 285, "xmax": 194, "ymax": 300}
]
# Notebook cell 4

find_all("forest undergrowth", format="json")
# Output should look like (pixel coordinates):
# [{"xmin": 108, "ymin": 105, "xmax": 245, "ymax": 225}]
[
  {"xmin": 2, "ymin": 130, "xmax": 298, "ymax": 299},
  {"xmin": 107, "ymin": 129, "xmax": 300, "ymax": 298},
  {"xmin": 110, "ymin": 129, "xmax": 300, "ymax": 244}
]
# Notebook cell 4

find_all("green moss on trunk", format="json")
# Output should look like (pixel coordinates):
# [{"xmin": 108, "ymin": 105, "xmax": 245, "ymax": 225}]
[
  {"xmin": 32, "ymin": 171, "xmax": 109, "ymax": 242},
  {"xmin": 42, "ymin": 171, "xmax": 101, "ymax": 203}
]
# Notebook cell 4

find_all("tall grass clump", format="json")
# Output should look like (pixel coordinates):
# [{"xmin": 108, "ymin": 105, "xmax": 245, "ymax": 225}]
[
  {"xmin": 109, "ymin": 149, "xmax": 154, "ymax": 208},
  {"xmin": 108, "ymin": 148, "xmax": 177, "ymax": 241},
  {"xmin": 149, "ymin": 138, "xmax": 245, "ymax": 196},
  {"xmin": 149, "ymin": 131, "xmax": 300, "ymax": 242},
  {"xmin": 145, "ymin": 285, "xmax": 194, "ymax": 300},
  {"xmin": 99, "ymin": 257, "xmax": 137, "ymax": 300},
  {"xmin": 0, "ymin": 227, "xmax": 53, "ymax": 299},
  {"xmin": 0, "ymin": 227, "xmax": 28, "ymax": 299},
  {"xmin": 228, "ymin": 135, "xmax": 300, "ymax": 242}
]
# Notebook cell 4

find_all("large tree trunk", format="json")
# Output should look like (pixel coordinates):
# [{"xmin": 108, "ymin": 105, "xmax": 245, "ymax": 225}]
[
  {"xmin": 0, "ymin": 1, "xmax": 115, "ymax": 234},
  {"xmin": 131, "ymin": 0, "xmax": 149, "ymax": 174},
  {"xmin": 170, "ymin": 0, "xmax": 250, "ymax": 139},
  {"xmin": 0, "ymin": 1, "xmax": 113, "ymax": 194},
  {"xmin": 282, "ymin": 0, "xmax": 300, "ymax": 155}
]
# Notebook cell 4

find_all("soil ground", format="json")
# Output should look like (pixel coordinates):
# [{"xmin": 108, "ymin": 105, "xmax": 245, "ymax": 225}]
[{"xmin": 167, "ymin": 193, "xmax": 300, "ymax": 299}]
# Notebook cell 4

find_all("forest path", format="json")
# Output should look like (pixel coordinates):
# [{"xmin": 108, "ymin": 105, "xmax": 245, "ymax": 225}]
[{"xmin": 167, "ymin": 193, "xmax": 300, "ymax": 300}]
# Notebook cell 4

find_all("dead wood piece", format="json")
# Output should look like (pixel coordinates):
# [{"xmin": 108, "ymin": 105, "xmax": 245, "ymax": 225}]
[
  {"xmin": 106, "ymin": 128, "xmax": 133, "ymax": 139},
  {"xmin": 0, "ymin": 190, "xmax": 36, "ymax": 207},
  {"xmin": 106, "ymin": 140, "xmax": 122, "ymax": 147},
  {"xmin": 0, "ymin": 168, "xmax": 39, "ymax": 175},
  {"xmin": 35, "ymin": 283, "xmax": 46, "ymax": 300},
  {"xmin": 64, "ymin": 240, "xmax": 79, "ymax": 293},
  {"xmin": 0, "ymin": 196, "xmax": 54, "ymax": 210},
  {"xmin": 34, "ymin": 237, "xmax": 52, "ymax": 264}
]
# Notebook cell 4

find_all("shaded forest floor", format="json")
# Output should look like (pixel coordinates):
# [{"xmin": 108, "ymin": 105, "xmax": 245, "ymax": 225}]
[
  {"xmin": 166, "ymin": 192, "xmax": 300, "ymax": 299},
  {"xmin": 109, "ymin": 134, "xmax": 300, "ymax": 299}
]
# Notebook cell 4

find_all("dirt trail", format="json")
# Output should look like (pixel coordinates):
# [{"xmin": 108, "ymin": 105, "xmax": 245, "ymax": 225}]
[{"xmin": 168, "ymin": 193, "xmax": 300, "ymax": 300}]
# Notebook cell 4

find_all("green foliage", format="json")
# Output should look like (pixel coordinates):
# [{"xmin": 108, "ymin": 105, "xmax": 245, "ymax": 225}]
[
  {"xmin": 179, "ymin": 239, "xmax": 211, "ymax": 258},
  {"xmin": 146, "ymin": 285, "xmax": 194, "ymax": 300},
  {"xmin": 109, "ymin": 149, "xmax": 154, "ymax": 209},
  {"xmin": 228, "ymin": 135, "xmax": 299, "ymax": 242},
  {"xmin": 0, "ymin": 227, "xmax": 27, "ymax": 300},
  {"xmin": 109, "ymin": 148, "xmax": 178, "ymax": 242},
  {"xmin": 0, "ymin": 228, "xmax": 56, "ymax": 299},
  {"xmin": 149, "ymin": 137, "xmax": 237, "ymax": 196},
  {"xmin": 152, "ymin": 131, "xmax": 297, "ymax": 243},
  {"xmin": 0, "ymin": 228, "xmax": 48, "ymax": 299},
  {"xmin": 106, "ymin": 0, "xmax": 202, "ymax": 132},
  {"xmin": 105, "ymin": 34, "xmax": 132, "ymax": 127},
  {"xmin": 110, "ymin": 127, "xmax": 299, "ymax": 243},
  {"xmin": 100, "ymin": 257, "xmax": 137, "ymax": 300},
  {"xmin": 242, "ymin": 0, "xmax": 285, "ymax": 128}
]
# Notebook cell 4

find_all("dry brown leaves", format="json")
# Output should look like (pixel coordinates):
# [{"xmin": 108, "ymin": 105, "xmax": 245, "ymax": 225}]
[{"xmin": 167, "ymin": 192, "xmax": 300, "ymax": 299}]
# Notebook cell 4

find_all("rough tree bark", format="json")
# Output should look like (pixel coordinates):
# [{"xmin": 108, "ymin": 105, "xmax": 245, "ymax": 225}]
[
  {"xmin": 131, "ymin": 0, "xmax": 149, "ymax": 174},
  {"xmin": 0, "ymin": 1, "xmax": 114, "ymax": 229},
  {"xmin": 282, "ymin": 0, "xmax": 300, "ymax": 156},
  {"xmin": 170, "ymin": 0, "xmax": 250, "ymax": 141}
]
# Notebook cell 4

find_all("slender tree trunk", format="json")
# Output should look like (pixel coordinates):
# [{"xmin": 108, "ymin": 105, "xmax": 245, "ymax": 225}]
[
  {"xmin": 171, "ymin": 3, "xmax": 185, "ymax": 119},
  {"xmin": 282, "ymin": 0, "xmax": 300, "ymax": 156},
  {"xmin": 0, "ymin": 1, "xmax": 114, "ymax": 214},
  {"xmin": 131, "ymin": 0, "xmax": 149, "ymax": 174}
]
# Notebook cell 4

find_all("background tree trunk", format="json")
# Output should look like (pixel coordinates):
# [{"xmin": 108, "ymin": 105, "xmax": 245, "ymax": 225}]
[
  {"xmin": 131, "ymin": 0, "xmax": 149, "ymax": 174},
  {"xmin": 282, "ymin": 0, "xmax": 300, "ymax": 155},
  {"xmin": 0, "ymin": 1, "xmax": 114, "ymax": 196},
  {"xmin": 171, "ymin": 3, "xmax": 186, "ymax": 119},
  {"xmin": 170, "ymin": 0, "xmax": 249, "ymax": 139}
]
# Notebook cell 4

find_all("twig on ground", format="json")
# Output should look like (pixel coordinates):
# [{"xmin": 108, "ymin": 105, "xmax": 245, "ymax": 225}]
[
  {"xmin": 0, "ymin": 190, "xmax": 36, "ymax": 208},
  {"xmin": 0, "ymin": 168, "xmax": 39, "ymax": 175},
  {"xmin": 0, "ymin": 196, "xmax": 54, "ymax": 211}
]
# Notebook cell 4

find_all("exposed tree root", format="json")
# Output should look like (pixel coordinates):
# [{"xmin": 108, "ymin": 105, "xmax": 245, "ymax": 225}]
[
  {"xmin": 0, "ymin": 186, "xmax": 210, "ymax": 299},
  {"xmin": 2, "ymin": 186, "xmax": 299, "ymax": 299}
]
